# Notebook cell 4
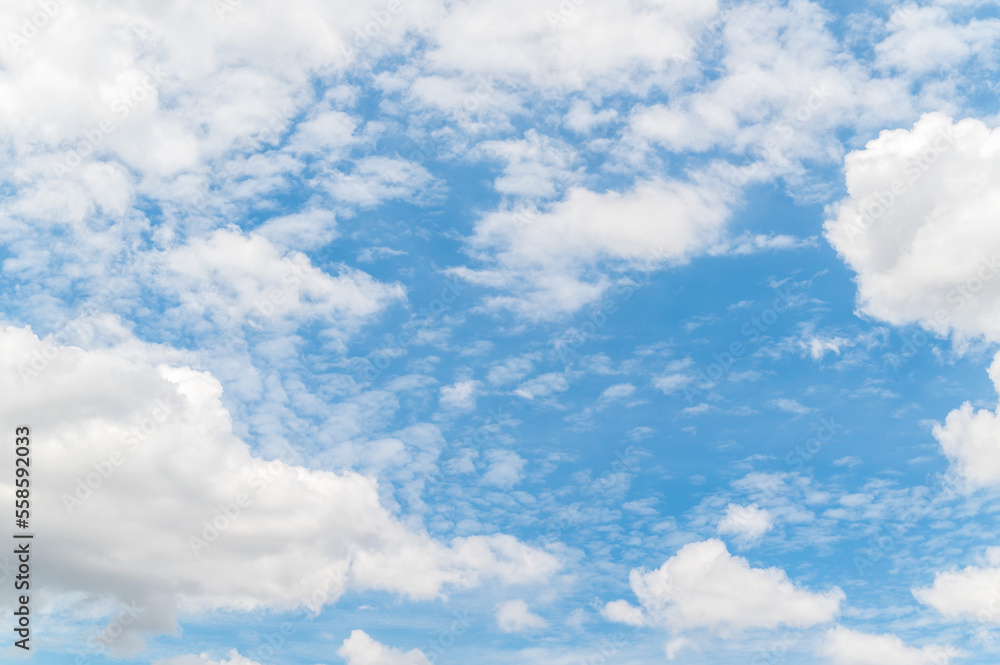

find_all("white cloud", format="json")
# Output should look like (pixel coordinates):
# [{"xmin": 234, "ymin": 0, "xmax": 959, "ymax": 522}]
[
  {"xmin": 597, "ymin": 383, "xmax": 637, "ymax": 407},
  {"xmin": 158, "ymin": 228, "xmax": 405, "ymax": 339},
  {"xmin": 822, "ymin": 626, "xmax": 959, "ymax": 665},
  {"xmin": 255, "ymin": 208, "xmax": 339, "ymax": 250},
  {"xmin": 653, "ymin": 358, "xmax": 695, "ymax": 394},
  {"xmin": 338, "ymin": 630, "xmax": 432, "ymax": 665},
  {"xmin": 495, "ymin": 599, "xmax": 548, "ymax": 633},
  {"xmin": 2, "ymin": 324, "xmax": 560, "ymax": 650},
  {"xmin": 825, "ymin": 112, "xmax": 1000, "ymax": 344},
  {"xmin": 454, "ymin": 178, "xmax": 734, "ymax": 320},
  {"xmin": 475, "ymin": 130, "xmax": 582, "ymax": 200},
  {"xmin": 325, "ymin": 156, "xmax": 443, "ymax": 208},
  {"xmin": 416, "ymin": 0, "xmax": 717, "ymax": 93},
  {"xmin": 603, "ymin": 539, "xmax": 842, "ymax": 634},
  {"xmin": 483, "ymin": 449, "xmax": 526, "ymax": 489},
  {"xmin": 932, "ymin": 351, "xmax": 1000, "ymax": 490},
  {"xmin": 154, "ymin": 650, "xmax": 264, "ymax": 665},
  {"xmin": 564, "ymin": 99, "xmax": 618, "ymax": 134},
  {"xmin": 439, "ymin": 380, "xmax": 479, "ymax": 411},
  {"xmin": 625, "ymin": 0, "xmax": 912, "ymax": 170},
  {"xmin": 717, "ymin": 503, "xmax": 773, "ymax": 545},
  {"xmin": 487, "ymin": 356, "xmax": 534, "ymax": 386},
  {"xmin": 770, "ymin": 398, "xmax": 815, "ymax": 415},
  {"xmin": 913, "ymin": 547, "xmax": 1000, "ymax": 623},
  {"xmin": 513, "ymin": 372, "xmax": 570, "ymax": 400},
  {"xmin": 875, "ymin": 5, "xmax": 1000, "ymax": 77},
  {"xmin": 601, "ymin": 599, "xmax": 646, "ymax": 627}
]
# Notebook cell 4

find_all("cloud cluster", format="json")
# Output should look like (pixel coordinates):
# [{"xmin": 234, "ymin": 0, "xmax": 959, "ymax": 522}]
[
  {"xmin": 0, "ymin": 324, "xmax": 559, "ymax": 652},
  {"xmin": 602, "ymin": 539, "xmax": 843, "ymax": 634}
]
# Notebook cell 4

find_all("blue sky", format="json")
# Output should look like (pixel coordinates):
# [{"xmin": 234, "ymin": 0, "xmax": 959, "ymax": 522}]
[{"xmin": 4, "ymin": 0, "xmax": 1000, "ymax": 664}]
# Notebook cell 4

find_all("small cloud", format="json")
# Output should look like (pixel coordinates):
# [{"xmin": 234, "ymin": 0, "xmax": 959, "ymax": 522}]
[
  {"xmin": 513, "ymin": 372, "xmax": 569, "ymax": 400},
  {"xmin": 483, "ymin": 450, "xmax": 526, "ymax": 489},
  {"xmin": 357, "ymin": 246, "xmax": 408, "ymax": 263},
  {"xmin": 769, "ymin": 398, "xmax": 814, "ymax": 415},
  {"xmin": 628, "ymin": 426, "xmax": 655, "ymax": 441},
  {"xmin": 439, "ymin": 380, "xmax": 479, "ymax": 411},
  {"xmin": 654, "ymin": 372, "xmax": 694, "ymax": 394},
  {"xmin": 800, "ymin": 335, "xmax": 850, "ymax": 361},
  {"xmin": 622, "ymin": 497, "xmax": 659, "ymax": 516},
  {"xmin": 683, "ymin": 403, "xmax": 713, "ymax": 416},
  {"xmin": 496, "ymin": 599, "xmax": 548, "ymax": 633},
  {"xmin": 717, "ymin": 503, "xmax": 773, "ymax": 546},
  {"xmin": 597, "ymin": 383, "xmax": 641, "ymax": 409},
  {"xmin": 600, "ymin": 599, "xmax": 645, "ymax": 626},
  {"xmin": 833, "ymin": 456, "xmax": 862, "ymax": 469}
]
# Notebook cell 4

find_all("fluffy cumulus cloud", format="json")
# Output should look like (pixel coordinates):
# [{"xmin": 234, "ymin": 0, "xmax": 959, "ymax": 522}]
[
  {"xmin": 626, "ymin": 1, "xmax": 911, "ymax": 171},
  {"xmin": 338, "ymin": 630, "xmax": 431, "ymax": 665},
  {"xmin": 495, "ymin": 599, "xmax": 548, "ymax": 633},
  {"xmin": 602, "ymin": 539, "xmax": 843, "ymax": 634},
  {"xmin": 415, "ymin": 0, "xmax": 718, "ymax": 95},
  {"xmin": 717, "ymin": 503, "xmax": 773, "ymax": 545},
  {"xmin": 159, "ymin": 228, "xmax": 405, "ymax": 333},
  {"xmin": 453, "ymin": 178, "xmax": 734, "ymax": 319},
  {"xmin": 0, "ymin": 324, "xmax": 560, "ymax": 651},
  {"xmin": 913, "ymin": 547, "xmax": 1000, "ymax": 624},
  {"xmin": 825, "ymin": 112, "xmax": 1000, "ymax": 344},
  {"xmin": 932, "ymin": 351, "xmax": 1000, "ymax": 490},
  {"xmin": 875, "ymin": 5, "xmax": 1000, "ymax": 77},
  {"xmin": 822, "ymin": 626, "xmax": 958, "ymax": 665}
]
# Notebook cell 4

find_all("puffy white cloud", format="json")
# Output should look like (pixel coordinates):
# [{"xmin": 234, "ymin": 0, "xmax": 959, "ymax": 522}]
[
  {"xmin": 438, "ymin": 380, "xmax": 479, "ymax": 411},
  {"xmin": 416, "ymin": 0, "xmax": 717, "ymax": 94},
  {"xmin": 158, "ymin": 228, "xmax": 405, "ymax": 335},
  {"xmin": 1, "ymin": 324, "xmax": 560, "ymax": 651},
  {"xmin": 822, "ymin": 626, "xmax": 959, "ymax": 665},
  {"xmin": 932, "ymin": 351, "xmax": 1000, "ymax": 490},
  {"xmin": 875, "ymin": 5, "xmax": 1000, "ymax": 77},
  {"xmin": 825, "ymin": 112, "xmax": 1000, "ymax": 344},
  {"xmin": 600, "ymin": 599, "xmax": 645, "ymax": 627},
  {"xmin": 717, "ymin": 503, "xmax": 773, "ymax": 545},
  {"xmin": 338, "ymin": 630, "xmax": 432, "ymax": 665},
  {"xmin": 453, "ymin": 178, "xmax": 733, "ymax": 319},
  {"xmin": 487, "ymin": 356, "xmax": 534, "ymax": 386},
  {"xmin": 913, "ymin": 547, "xmax": 1000, "ymax": 624},
  {"xmin": 626, "ymin": 1, "xmax": 912, "ymax": 168},
  {"xmin": 513, "ymin": 372, "xmax": 570, "ymax": 400},
  {"xmin": 325, "ymin": 156, "xmax": 443, "ymax": 208},
  {"xmin": 475, "ymin": 130, "xmax": 582, "ymax": 200},
  {"xmin": 495, "ymin": 599, "xmax": 548, "ymax": 633},
  {"xmin": 603, "ymin": 539, "xmax": 843, "ymax": 634},
  {"xmin": 483, "ymin": 450, "xmax": 526, "ymax": 489}
]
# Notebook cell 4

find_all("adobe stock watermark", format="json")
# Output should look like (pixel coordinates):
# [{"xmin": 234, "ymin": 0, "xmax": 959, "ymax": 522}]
[
  {"xmin": 784, "ymin": 418, "xmax": 840, "ymax": 470},
  {"xmin": 418, "ymin": 611, "xmax": 475, "ymax": 662},
  {"xmin": 91, "ymin": 601, "xmax": 145, "ymax": 652},
  {"xmin": 6, "ymin": 0, "xmax": 70, "ymax": 53}
]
